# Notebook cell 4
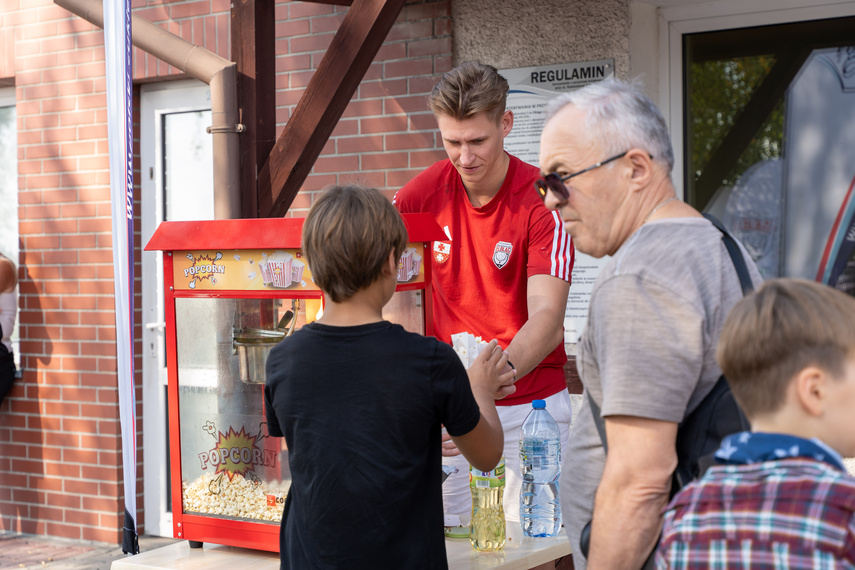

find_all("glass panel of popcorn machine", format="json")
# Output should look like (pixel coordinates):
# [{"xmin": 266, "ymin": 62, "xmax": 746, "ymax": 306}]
[
  {"xmin": 175, "ymin": 297, "xmax": 296, "ymax": 524},
  {"xmin": 382, "ymin": 289, "xmax": 424, "ymax": 335}
]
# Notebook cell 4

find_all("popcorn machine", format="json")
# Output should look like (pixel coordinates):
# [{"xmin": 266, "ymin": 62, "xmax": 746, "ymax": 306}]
[{"xmin": 144, "ymin": 214, "xmax": 445, "ymax": 552}]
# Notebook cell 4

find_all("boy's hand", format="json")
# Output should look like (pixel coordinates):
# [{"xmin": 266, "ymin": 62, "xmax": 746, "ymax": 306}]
[
  {"xmin": 443, "ymin": 341, "xmax": 515, "ymax": 458},
  {"xmin": 469, "ymin": 340, "xmax": 516, "ymax": 401}
]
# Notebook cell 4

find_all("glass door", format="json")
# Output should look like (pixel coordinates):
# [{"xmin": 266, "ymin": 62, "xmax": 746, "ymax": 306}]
[{"xmin": 141, "ymin": 79, "xmax": 214, "ymax": 536}]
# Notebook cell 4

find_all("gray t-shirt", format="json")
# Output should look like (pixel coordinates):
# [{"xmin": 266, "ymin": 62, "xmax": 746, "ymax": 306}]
[{"xmin": 561, "ymin": 217, "xmax": 762, "ymax": 569}]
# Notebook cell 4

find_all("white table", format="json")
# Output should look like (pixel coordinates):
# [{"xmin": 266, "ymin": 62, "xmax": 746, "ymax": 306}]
[{"xmin": 111, "ymin": 526, "xmax": 571, "ymax": 569}]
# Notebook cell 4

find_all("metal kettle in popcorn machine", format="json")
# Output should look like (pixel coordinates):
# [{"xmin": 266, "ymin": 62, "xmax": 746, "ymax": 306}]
[{"xmin": 144, "ymin": 214, "xmax": 445, "ymax": 552}]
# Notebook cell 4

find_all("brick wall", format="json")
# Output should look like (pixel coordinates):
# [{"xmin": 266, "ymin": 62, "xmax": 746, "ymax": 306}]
[{"xmin": 0, "ymin": 0, "xmax": 450, "ymax": 543}]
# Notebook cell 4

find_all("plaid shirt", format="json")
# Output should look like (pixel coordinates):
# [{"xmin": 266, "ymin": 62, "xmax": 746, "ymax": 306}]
[{"xmin": 656, "ymin": 459, "xmax": 855, "ymax": 569}]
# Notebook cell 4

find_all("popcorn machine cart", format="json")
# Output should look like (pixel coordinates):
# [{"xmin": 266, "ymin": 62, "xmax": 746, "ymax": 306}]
[{"xmin": 144, "ymin": 214, "xmax": 445, "ymax": 552}]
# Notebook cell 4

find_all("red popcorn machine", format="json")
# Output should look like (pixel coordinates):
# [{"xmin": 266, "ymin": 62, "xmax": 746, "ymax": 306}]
[{"xmin": 144, "ymin": 214, "xmax": 445, "ymax": 552}]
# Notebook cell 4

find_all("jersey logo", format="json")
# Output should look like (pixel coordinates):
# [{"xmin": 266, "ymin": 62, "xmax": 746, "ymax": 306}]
[
  {"xmin": 434, "ymin": 241, "xmax": 451, "ymax": 264},
  {"xmin": 492, "ymin": 241, "xmax": 513, "ymax": 269}
]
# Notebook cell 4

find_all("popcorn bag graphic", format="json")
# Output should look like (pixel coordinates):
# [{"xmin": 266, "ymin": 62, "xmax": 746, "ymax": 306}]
[
  {"xmin": 398, "ymin": 249, "xmax": 414, "ymax": 282},
  {"xmin": 261, "ymin": 251, "xmax": 293, "ymax": 288},
  {"xmin": 291, "ymin": 259, "xmax": 305, "ymax": 283}
]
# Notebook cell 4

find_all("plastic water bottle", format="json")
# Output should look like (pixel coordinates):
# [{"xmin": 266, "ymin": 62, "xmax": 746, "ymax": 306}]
[
  {"xmin": 469, "ymin": 457, "xmax": 506, "ymax": 551},
  {"xmin": 519, "ymin": 400, "xmax": 562, "ymax": 537}
]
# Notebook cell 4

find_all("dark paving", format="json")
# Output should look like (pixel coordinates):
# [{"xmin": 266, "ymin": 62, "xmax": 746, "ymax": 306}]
[{"xmin": 0, "ymin": 532, "xmax": 179, "ymax": 570}]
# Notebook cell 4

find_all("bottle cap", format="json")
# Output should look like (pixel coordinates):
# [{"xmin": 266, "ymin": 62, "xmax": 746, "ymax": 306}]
[{"xmin": 532, "ymin": 399, "xmax": 545, "ymax": 409}]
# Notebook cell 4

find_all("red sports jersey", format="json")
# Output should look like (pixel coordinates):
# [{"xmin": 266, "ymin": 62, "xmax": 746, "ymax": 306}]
[{"xmin": 395, "ymin": 153, "xmax": 574, "ymax": 405}]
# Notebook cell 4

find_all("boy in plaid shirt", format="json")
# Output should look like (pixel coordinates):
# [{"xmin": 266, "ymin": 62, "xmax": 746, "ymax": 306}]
[{"xmin": 656, "ymin": 278, "xmax": 855, "ymax": 569}]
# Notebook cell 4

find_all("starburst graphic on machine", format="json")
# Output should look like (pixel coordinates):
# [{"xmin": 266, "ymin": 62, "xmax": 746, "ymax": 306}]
[
  {"xmin": 184, "ymin": 251, "xmax": 225, "ymax": 289},
  {"xmin": 202, "ymin": 423, "xmax": 265, "ymax": 483}
]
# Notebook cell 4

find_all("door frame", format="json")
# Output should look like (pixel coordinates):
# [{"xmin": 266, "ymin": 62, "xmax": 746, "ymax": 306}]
[
  {"xmin": 657, "ymin": 0, "xmax": 855, "ymax": 197},
  {"xmin": 140, "ymin": 79, "xmax": 212, "ymax": 537}
]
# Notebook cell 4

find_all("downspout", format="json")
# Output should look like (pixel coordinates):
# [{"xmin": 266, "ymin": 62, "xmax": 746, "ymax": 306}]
[{"xmin": 54, "ymin": 0, "xmax": 243, "ymax": 220}]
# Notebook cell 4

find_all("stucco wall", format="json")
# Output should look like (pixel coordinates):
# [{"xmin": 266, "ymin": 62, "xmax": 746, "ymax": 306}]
[{"xmin": 451, "ymin": 0, "xmax": 631, "ymax": 79}]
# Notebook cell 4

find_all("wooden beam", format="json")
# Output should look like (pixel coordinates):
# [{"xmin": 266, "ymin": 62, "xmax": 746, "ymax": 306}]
[
  {"xmin": 257, "ymin": 0, "xmax": 405, "ymax": 217},
  {"xmin": 231, "ymin": 0, "xmax": 276, "ymax": 219}
]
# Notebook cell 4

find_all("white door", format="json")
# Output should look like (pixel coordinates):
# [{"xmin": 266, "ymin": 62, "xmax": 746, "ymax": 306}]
[{"xmin": 141, "ymin": 79, "xmax": 214, "ymax": 537}]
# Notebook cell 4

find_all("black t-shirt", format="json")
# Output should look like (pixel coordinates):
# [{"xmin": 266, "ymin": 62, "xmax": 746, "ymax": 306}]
[{"xmin": 264, "ymin": 321, "xmax": 481, "ymax": 569}]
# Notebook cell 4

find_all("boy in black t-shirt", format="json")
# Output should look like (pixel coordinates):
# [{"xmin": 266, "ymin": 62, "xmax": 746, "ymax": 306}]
[{"xmin": 264, "ymin": 185, "xmax": 512, "ymax": 569}]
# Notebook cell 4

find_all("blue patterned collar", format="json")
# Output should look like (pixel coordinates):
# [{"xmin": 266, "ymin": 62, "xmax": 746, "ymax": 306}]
[{"xmin": 715, "ymin": 431, "xmax": 846, "ymax": 472}]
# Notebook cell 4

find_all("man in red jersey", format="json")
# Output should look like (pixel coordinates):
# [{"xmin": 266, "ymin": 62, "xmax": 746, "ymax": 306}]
[{"xmin": 394, "ymin": 61, "xmax": 575, "ymax": 548}]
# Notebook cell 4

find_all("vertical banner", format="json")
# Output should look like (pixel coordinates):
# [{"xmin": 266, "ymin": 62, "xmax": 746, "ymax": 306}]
[{"xmin": 103, "ymin": 0, "xmax": 138, "ymax": 555}]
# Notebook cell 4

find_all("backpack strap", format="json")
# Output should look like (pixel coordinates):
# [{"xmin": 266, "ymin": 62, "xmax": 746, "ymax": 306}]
[
  {"xmin": 586, "ymin": 389, "xmax": 607, "ymax": 454},
  {"xmin": 702, "ymin": 213, "xmax": 755, "ymax": 295}
]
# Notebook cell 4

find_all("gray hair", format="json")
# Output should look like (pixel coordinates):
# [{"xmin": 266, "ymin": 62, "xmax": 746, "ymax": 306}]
[{"xmin": 545, "ymin": 78, "xmax": 674, "ymax": 174}]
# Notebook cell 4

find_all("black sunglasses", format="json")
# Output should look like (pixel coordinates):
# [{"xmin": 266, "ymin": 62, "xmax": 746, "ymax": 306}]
[{"xmin": 534, "ymin": 151, "xmax": 630, "ymax": 202}]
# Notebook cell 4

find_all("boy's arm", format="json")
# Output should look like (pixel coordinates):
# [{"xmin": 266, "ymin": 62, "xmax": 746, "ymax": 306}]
[{"xmin": 450, "ymin": 341, "xmax": 513, "ymax": 472}]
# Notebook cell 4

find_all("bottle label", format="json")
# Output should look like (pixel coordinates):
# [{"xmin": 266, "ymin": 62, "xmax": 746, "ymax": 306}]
[{"xmin": 469, "ymin": 457, "xmax": 506, "ymax": 489}]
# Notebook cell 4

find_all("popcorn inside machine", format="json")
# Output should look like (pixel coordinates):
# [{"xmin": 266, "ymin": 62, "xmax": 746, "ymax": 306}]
[{"xmin": 144, "ymin": 214, "xmax": 445, "ymax": 552}]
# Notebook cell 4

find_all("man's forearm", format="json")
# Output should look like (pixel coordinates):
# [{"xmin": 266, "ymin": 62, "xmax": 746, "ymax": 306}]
[
  {"xmin": 587, "ymin": 483, "xmax": 667, "ymax": 569},
  {"xmin": 506, "ymin": 310, "xmax": 564, "ymax": 379}
]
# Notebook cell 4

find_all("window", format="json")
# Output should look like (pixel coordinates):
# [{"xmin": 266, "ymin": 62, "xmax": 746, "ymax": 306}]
[{"xmin": 684, "ymin": 18, "xmax": 855, "ymax": 286}]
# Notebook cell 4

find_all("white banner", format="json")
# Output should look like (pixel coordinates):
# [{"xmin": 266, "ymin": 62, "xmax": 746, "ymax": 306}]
[{"xmin": 103, "ymin": 0, "xmax": 137, "ymax": 554}]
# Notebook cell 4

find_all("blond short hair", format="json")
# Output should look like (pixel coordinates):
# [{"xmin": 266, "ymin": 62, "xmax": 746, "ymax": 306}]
[
  {"xmin": 717, "ymin": 278, "xmax": 855, "ymax": 417},
  {"xmin": 427, "ymin": 61, "xmax": 508, "ymax": 123},
  {"xmin": 302, "ymin": 185, "xmax": 407, "ymax": 303}
]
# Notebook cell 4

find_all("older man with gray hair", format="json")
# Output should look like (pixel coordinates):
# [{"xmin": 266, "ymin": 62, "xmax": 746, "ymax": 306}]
[{"xmin": 536, "ymin": 79, "xmax": 761, "ymax": 569}]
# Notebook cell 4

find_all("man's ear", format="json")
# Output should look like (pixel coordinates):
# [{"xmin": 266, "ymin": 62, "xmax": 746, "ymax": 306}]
[
  {"xmin": 501, "ymin": 110, "xmax": 514, "ymax": 138},
  {"xmin": 625, "ymin": 149, "xmax": 654, "ymax": 193},
  {"xmin": 794, "ymin": 366, "xmax": 827, "ymax": 417}
]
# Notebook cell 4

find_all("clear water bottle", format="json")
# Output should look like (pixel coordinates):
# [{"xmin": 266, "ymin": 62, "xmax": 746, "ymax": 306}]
[{"xmin": 519, "ymin": 399, "xmax": 562, "ymax": 537}]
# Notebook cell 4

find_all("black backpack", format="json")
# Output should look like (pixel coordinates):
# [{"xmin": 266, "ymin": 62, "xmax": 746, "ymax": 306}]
[{"xmin": 579, "ymin": 213, "xmax": 753, "ymax": 561}]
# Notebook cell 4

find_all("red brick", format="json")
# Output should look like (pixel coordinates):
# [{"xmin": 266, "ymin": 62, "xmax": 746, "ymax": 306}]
[
  {"xmin": 361, "ymin": 115, "xmax": 409, "ymax": 134},
  {"xmin": 341, "ymin": 171, "xmax": 386, "ymax": 189},
  {"xmin": 291, "ymin": 32, "xmax": 334, "ymax": 54},
  {"xmin": 375, "ymin": 42, "xmax": 407, "ymax": 62},
  {"xmin": 331, "ymin": 118, "xmax": 358, "ymax": 137},
  {"xmin": 83, "ymin": 526, "xmax": 122, "ymax": 544},
  {"xmin": 359, "ymin": 78, "xmax": 407, "ymax": 98},
  {"xmin": 386, "ymin": 20, "xmax": 433, "ymax": 42},
  {"xmin": 362, "ymin": 152, "xmax": 408, "ymax": 170},
  {"xmin": 302, "ymin": 173, "xmax": 336, "ymax": 192},
  {"xmin": 313, "ymin": 154, "xmax": 357, "ymax": 174},
  {"xmin": 386, "ymin": 131, "xmax": 434, "ymax": 150},
  {"xmin": 408, "ymin": 112, "xmax": 439, "ymax": 132},
  {"xmin": 408, "ymin": 37, "xmax": 451, "ymax": 58},
  {"xmin": 411, "ymin": 149, "xmax": 448, "ymax": 167},
  {"xmin": 170, "ymin": 0, "xmax": 209, "ymax": 20},
  {"xmin": 288, "ymin": 2, "xmax": 334, "ymax": 19},
  {"xmin": 311, "ymin": 13, "xmax": 345, "ymax": 34},
  {"xmin": 45, "ymin": 522, "xmax": 82, "ymax": 540},
  {"xmin": 387, "ymin": 169, "xmax": 424, "ymax": 188},
  {"xmin": 289, "ymin": 70, "xmax": 315, "ymax": 89},
  {"xmin": 434, "ymin": 17, "xmax": 452, "ymax": 36},
  {"xmin": 36, "ymin": 506, "xmax": 66, "ymax": 523},
  {"xmin": 406, "ymin": 1, "xmax": 450, "ymax": 21},
  {"xmin": 386, "ymin": 58, "xmax": 433, "ymax": 79},
  {"xmin": 435, "ymin": 55, "xmax": 452, "ymax": 74},
  {"xmin": 387, "ymin": 94, "xmax": 431, "ymax": 114},
  {"xmin": 57, "ymin": 110, "xmax": 95, "ymax": 127},
  {"xmin": 337, "ymin": 134, "xmax": 383, "ymax": 154},
  {"xmin": 275, "ymin": 53, "xmax": 310, "ymax": 73},
  {"xmin": 343, "ymin": 98, "xmax": 383, "ymax": 119},
  {"xmin": 276, "ymin": 18, "xmax": 309, "ymax": 38}
]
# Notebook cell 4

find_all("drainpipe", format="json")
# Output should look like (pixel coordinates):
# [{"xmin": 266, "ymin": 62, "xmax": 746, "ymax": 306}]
[{"xmin": 54, "ymin": 0, "xmax": 243, "ymax": 220}]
